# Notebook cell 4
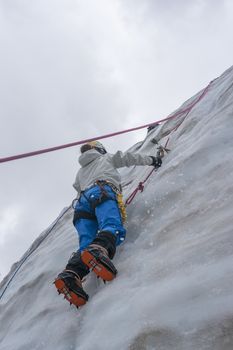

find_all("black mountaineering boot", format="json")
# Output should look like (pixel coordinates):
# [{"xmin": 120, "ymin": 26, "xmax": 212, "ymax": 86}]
[
  {"xmin": 81, "ymin": 231, "xmax": 118, "ymax": 281},
  {"xmin": 54, "ymin": 251, "xmax": 89, "ymax": 307},
  {"xmin": 65, "ymin": 251, "xmax": 90, "ymax": 279},
  {"xmin": 54, "ymin": 270, "xmax": 89, "ymax": 307}
]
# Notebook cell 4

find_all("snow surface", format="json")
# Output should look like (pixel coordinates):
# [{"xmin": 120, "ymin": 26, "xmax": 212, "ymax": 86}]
[{"xmin": 1, "ymin": 66, "xmax": 233, "ymax": 350}]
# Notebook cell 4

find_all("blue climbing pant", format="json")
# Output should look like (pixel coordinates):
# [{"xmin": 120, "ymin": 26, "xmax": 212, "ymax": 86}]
[{"xmin": 73, "ymin": 184, "xmax": 126, "ymax": 251}]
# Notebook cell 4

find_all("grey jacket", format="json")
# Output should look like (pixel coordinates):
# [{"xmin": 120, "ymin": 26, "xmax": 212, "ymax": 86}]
[{"xmin": 73, "ymin": 149, "xmax": 153, "ymax": 196}]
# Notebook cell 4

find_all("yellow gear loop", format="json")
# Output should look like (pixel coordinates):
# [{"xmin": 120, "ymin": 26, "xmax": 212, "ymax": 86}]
[{"xmin": 117, "ymin": 193, "xmax": 127, "ymax": 223}]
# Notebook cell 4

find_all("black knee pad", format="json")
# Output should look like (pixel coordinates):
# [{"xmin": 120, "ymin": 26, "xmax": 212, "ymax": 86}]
[
  {"xmin": 92, "ymin": 231, "xmax": 117, "ymax": 259},
  {"xmin": 66, "ymin": 251, "xmax": 89, "ymax": 279}
]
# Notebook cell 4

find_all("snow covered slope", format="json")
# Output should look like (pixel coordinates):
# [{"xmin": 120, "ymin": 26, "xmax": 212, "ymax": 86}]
[{"xmin": 1, "ymin": 66, "xmax": 233, "ymax": 350}]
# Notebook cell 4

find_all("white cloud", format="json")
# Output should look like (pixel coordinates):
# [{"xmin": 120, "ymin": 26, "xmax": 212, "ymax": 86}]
[
  {"xmin": 0, "ymin": 206, "xmax": 21, "ymax": 245},
  {"xmin": 0, "ymin": 0, "xmax": 233, "ymax": 279}
]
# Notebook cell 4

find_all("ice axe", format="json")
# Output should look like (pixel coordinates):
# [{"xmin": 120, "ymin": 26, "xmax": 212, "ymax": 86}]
[{"xmin": 151, "ymin": 138, "xmax": 170, "ymax": 158}]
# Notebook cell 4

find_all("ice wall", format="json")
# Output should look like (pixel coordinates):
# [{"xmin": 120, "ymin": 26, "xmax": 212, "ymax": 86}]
[{"xmin": 0, "ymin": 66, "xmax": 233, "ymax": 350}]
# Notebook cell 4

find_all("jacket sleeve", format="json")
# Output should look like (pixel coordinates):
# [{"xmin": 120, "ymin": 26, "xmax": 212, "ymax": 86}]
[{"xmin": 111, "ymin": 150, "xmax": 153, "ymax": 169}]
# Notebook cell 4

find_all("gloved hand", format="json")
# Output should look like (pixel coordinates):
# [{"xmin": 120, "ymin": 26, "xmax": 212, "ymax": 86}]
[{"xmin": 150, "ymin": 156, "xmax": 162, "ymax": 168}]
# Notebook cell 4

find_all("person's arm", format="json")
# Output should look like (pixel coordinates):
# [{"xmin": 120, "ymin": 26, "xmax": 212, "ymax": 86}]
[{"xmin": 111, "ymin": 150, "xmax": 161, "ymax": 168}]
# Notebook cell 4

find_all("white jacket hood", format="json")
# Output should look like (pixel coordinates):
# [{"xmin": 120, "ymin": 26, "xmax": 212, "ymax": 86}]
[{"xmin": 78, "ymin": 149, "xmax": 102, "ymax": 167}]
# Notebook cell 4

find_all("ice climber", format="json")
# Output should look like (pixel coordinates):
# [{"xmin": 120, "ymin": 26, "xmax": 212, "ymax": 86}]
[{"xmin": 54, "ymin": 141, "xmax": 162, "ymax": 307}]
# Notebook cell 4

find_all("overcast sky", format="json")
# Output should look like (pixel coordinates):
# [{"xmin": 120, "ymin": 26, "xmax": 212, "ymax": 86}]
[{"xmin": 0, "ymin": 0, "xmax": 232, "ymax": 280}]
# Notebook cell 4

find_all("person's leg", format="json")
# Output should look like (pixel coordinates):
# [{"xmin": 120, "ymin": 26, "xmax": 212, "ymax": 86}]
[
  {"xmin": 55, "ymin": 243, "xmax": 91, "ymax": 306},
  {"xmin": 54, "ymin": 193, "xmax": 98, "ymax": 306},
  {"xmin": 69, "ymin": 193, "xmax": 99, "ymax": 275},
  {"xmin": 94, "ymin": 198, "xmax": 126, "ymax": 257},
  {"xmin": 75, "ymin": 218, "xmax": 98, "ymax": 252},
  {"xmin": 81, "ymin": 186, "xmax": 125, "ymax": 280}
]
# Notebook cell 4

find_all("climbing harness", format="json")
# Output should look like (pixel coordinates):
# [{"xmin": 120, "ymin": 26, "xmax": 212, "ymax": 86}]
[
  {"xmin": 94, "ymin": 181, "xmax": 127, "ymax": 223},
  {"xmin": 73, "ymin": 210, "xmax": 96, "ymax": 224},
  {"xmin": 72, "ymin": 180, "xmax": 127, "ymax": 224}
]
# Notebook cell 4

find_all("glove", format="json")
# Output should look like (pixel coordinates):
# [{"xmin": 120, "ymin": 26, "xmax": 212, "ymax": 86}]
[{"xmin": 150, "ymin": 156, "xmax": 162, "ymax": 168}]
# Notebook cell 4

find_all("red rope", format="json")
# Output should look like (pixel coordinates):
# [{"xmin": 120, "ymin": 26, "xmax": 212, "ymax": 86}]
[
  {"xmin": 0, "ymin": 116, "xmax": 194, "ymax": 164},
  {"xmin": 0, "ymin": 81, "xmax": 213, "ymax": 164},
  {"xmin": 125, "ymin": 168, "xmax": 156, "ymax": 205},
  {"xmin": 125, "ymin": 80, "xmax": 213, "ymax": 205}
]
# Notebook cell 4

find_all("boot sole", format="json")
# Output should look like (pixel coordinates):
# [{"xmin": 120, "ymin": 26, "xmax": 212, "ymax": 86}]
[
  {"xmin": 54, "ymin": 278, "xmax": 87, "ymax": 307},
  {"xmin": 81, "ymin": 250, "xmax": 117, "ymax": 281}
]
